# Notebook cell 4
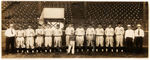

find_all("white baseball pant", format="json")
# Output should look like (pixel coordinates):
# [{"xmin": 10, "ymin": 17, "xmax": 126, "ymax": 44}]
[
  {"xmin": 106, "ymin": 36, "xmax": 113, "ymax": 47},
  {"xmin": 54, "ymin": 37, "xmax": 62, "ymax": 47},
  {"xmin": 35, "ymin": 36, "xmax": 43, "ymax": 47},
  {"xmin": 67, "ymin": 41, "xmax": 75, "ymax": 54},
  {"xmin": 16, "ymin": 37, "xmax": 25, "ymax": 48},
  {"xmin": 86, "ymin": 35, "xmax": 94, "ymax": 46},
  {"xmin": 26, "ymin": 37, "xmax": 34, "ymax": 49},
  {"xmin": 45, "ymin": 36, "xmax": 52, "ymax": 47},
  {"xmin": 116, "ymin": 35, "xmax": 123, "ymax": 47},
  {"xmin": 96, "ymin": 36, "xmax": 104, "ymax": 47},
  {"xmin": 76, "ymin": 36, "xmax": 84, "ymax": 46}
]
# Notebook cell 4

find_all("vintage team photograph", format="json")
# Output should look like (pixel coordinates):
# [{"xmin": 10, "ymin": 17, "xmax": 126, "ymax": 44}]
[{"xmin": 1, "ymin": 1, "xmax": 148, "ymax": 58}]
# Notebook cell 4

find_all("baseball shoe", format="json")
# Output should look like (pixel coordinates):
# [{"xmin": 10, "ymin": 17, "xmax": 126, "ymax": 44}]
[
  {"xmin": 102, "ymin": 49, "xmax": 104, "ymax": 52},
  {"xmin": 106, "ymin": 49, "xmax": 108, "ymax": 52},
  {"xmin": 96, "ymin": 49, "xmax": 98, "ymax": 52},
  {"xmin": 116, "ymin": 49, "xmax": 118, "ymax": 52},
  {"xmin": 121, "ymin": 50, "xmax": 124, "ymax": 52},
  {"xmin": 111, "ymin": 49, "xmax": 113, "ymax": 52}
]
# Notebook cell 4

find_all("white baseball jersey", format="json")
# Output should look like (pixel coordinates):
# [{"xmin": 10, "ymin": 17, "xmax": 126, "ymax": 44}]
[
  {"xmin": 44, "ymin": 28, "xmax": 53, "ymax": 47},
  {"xmin": 86, "ymin": 28, "xmax": 95, "ymax": 35},
  {"xmin": 75, "ymin": 28, "xmax": 85, "ymax": 35},
  {"xmin": 95, "ymin": 28, "xmax": 104, "ymax": 35},
  {"xmin": 65, "ymin": 27, "xmax": 75, "ymax": 35},
  {"xmin": 105, "ymin": 28, "xmax": 114, "ymax": 36},
  {"xmin": 115, "ymin": 27, "xmax": 124, "ymax": 35}
]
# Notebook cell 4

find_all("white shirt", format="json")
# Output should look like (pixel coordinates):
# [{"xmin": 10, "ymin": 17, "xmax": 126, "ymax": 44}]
[
  {"xmin": 115, "ymin": 27, "xmax": 124, "ymax": 35},
  {"xmin": 35, "ymin": 29, "xmax": 44, "ymax": 35},
  {"xmin": 95, "ymin": 28, "xmax": 104, "ymax": 35},
  {"xmin": 134, "ymin": 29, "xmax": 144, "ymax": 37},
  {"xmin": 16, "ymin": 30, "xmax": 25, "ymax": 37},
  {"xmin": 125, "ymin": 29, "xmax": 134, "ymax": 39},
  {"xmin": 65, "ymin": 27, "xmax": 74, "ymax": 35},
  {"xmin": 105, "ymin": 28, "xmax": 114, "ymax": 36},
  {"xmin": 5, "ymin": 28, "xmax": 16, "ymax": 37},
  {"xmin": 75, "ymin": 28, "xmax": 85, "ymax": 35},
  {"xmin": 25, "ymin": 29, "xmax": 35, "ymax": 36},
  {"xmin": 54, "ymin": 28, "xmax": 63, "ymax": 36},
  {"xmin": 86, "ymin": 28, "xmax": 95, "ymax": 35},
  {"xmin": 44, "ymin": 28, "xmax": 53, "ymax": 36}
]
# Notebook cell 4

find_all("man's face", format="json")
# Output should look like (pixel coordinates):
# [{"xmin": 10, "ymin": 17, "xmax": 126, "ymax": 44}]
[
  {"xmin": 108, "ymin": 25, "xmax": 111, "ymax": 28},
  {"xmin": 128, "ymin": 26, "xmax": 131, "ymax": 29},
  {"xmin": 118, "ymin": 24, "xmax": 121, "ymax": 27},
  {"xmin": 137, "ymin": 26, "xmax": 141, "ymax": 29},
  {"xmin": 98, "ymin": 25, "xmax": 102, "ymax": 28}
]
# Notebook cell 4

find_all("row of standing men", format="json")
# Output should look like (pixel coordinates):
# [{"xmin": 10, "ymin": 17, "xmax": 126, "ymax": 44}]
[{"xmin": 5, "ymin": 23, "xmax": 144, "ymax": 54}]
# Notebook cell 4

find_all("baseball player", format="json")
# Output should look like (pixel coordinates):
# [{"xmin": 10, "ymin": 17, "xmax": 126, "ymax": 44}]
[
  {"xmin": 53, "ymin": 24, "xmax": 63, "ymax": 52},
  {"xmin": 105, "ymin": 25, "xmax": 114, "ymax": 52},
  {"xmin": 65, "ymin": 24, "xmax": 75, "ymax": 46},
  {"xmin": 67, "ymin": 25, "xmax": 75, "ymax": 54},
  {"xmin": 44, "ymin": 25, "xmax": 53, "ymax": 52},
  {"xmin": 75, "ymin": 25, "xmax": 85, "ymax": 52},
  {"xmin": 134, "ymin": 24, "xmax": 144, "ymax": 52},
  {"xmin": 35, "ymin": 26, "xmax": 44, "ymax": 53},
  {"xmin": 25, "ymin": 26, "xmax": 35, "ymax": 53},
  {"xmin": 115, "ymin": 23, "xmax": 124, "ymax": 52},
  {"xmin": 86, "ymin": 25, "xmax": 95, "ymax": 52},
  {"xmin": 95, "ymin": 24, "xmax": 104, "ymax": 52},
  {"xmin": 125, "ymin": 25, "xmax": 134, "ymax": 52},
  {"xmin": 16, "ymin": 27, "xmax": 25, "ymax": 53}
]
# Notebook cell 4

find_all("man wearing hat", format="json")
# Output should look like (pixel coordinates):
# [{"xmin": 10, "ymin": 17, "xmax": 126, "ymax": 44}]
[
  {"xmin": 53, "ymin": 24, "xmax": 63, "ymax": 52},
  {"xmin": 16, "ymin": 26, "xmax": 25, "ymax": 53},
  {"xmin": 86, "ymin": 25, "xmax": 95, "ymax": 52},
  {"xmin": 25, "ymin": 25, "xmax": 35, "ymax": 53},
  {"xmin": 75, "ymin": 25, "xmax": 85, "ymax": 52},
  {"xmin": 105, "ymin": 25, "xmax": 114, "ymax": 52},
  {"xmin": 115, "ymin": 23, "xmax": 124, "ymax": 52},
  {"xmin": 44, "ymin": 24, "xmax": 53, "ymax": 52},
  {"xmin": 5, "ymin": 24, "xmax": 16, "ymax": 54},
  {"xmin": 65, "ymin": 24, "xmax": 75, "ymax": 47},
  {"xmin": 134, "ymin": 24, "xmax": 144, "ymax": 52},
  {"xmin": 125, "ymin": 25, "xmax": 134, "ymax": 52},
  {"xmin": 95, "ymin": 24, "xmax": 104, "ymax": 52},
  {"xmin": 35, "ymin": 26, "xmax": 44, "ymax": 53}
]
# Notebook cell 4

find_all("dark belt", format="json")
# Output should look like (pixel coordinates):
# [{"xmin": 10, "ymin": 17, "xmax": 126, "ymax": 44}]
[
  {"xmin": 116, "ymin": 34, "xmax": 122, "ymax": 35},
  {"xmin": 55, "ymin": 36, "xmax": 61, "ymax": 37},
  {"xmin": 45, "ymin": 35, "xmax": 52, "ymax": 37},
  {"xmin": 27, "ymin": 36, "xmax": 33, "ymax": 37},
  {"xmin": 77, "ymin": 35, "xmax": 83, "ymax": 36},
  {"xmin": 106, "ymin": 35, "xmax": 113, "ymax": 37},
  {"xmin": 96, "ymin": 35, "xmax": 103, "ymax": 36},
  {"xmin": 17, "ymin": 36, "xmax": 24, "ymax": 37}
]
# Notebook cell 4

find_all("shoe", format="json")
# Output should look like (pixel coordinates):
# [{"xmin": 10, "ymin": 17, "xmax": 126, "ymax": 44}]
[
  {"xmin": 87, "ymin": 49, "xmax": 89, "ymax": 52},
  {"xmin": 26, "ymin": 50, "xmax": 29, "ymax": 53},
  {"xmin": 49, "ymin": 49, "xmax": 51, "ymax": 52},
  {"xmin": 60, "ymin": 49, "xmax": 62, "ymax": 52},
  {"xmin": 32, "ymin": 50, "xmax": 34, "ymax": 53},
  {"xmin": 81, "ymin": 49, "xmax": 83, "ymax": 52},
  {"xmin": 36, "ymin": 50, "xmax": 38, "ymax": 53},
  {"xmin": 17, "ymin": 50, "xmax": 19, "ymax": 53}
]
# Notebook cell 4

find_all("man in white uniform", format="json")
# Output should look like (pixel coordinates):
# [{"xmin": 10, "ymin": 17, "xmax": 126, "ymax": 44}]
[
  {"xmin": 86, "ymin": 25, "xmax": 95, "ymax": 52},
  {"xmin": 16, "ymin": 27, "xmax": 25, "ymax": 53},
  {"xmin": 105, "ymin": 25, "xmax": 114, "ymax": 52},
  {"xmin": 75, "ymin": 25, "xmax": 85, "ymax": 52},
  {"xmin": 67, "ymin": 25, "xmax": 75, "ymax": 54},
  {"xmin": 134, "ymin": 24, "xmax": 144, "ymax": 53},
  {"xmin": 125, "ymin": 25, "xmax": 134, "ymax": 52},
  {"xmin": 25, "ymin": 26, "xmax": 35, "ymax": 53},
  {"xmin": 65, "ymin": 24, "xmax": 74, "ymax": 47},
  {"xmin": 35, "ymin": 26, "xmax": 44, "ymax": 53},
  {"xmin": 54, "ymin": 24, "xmax": 63, "ymax": 52},
  {"xmin": 44, "ymin": 25, "xmax": 53, "ymax": 52},
  {"xmin": 95, "ymin": 24, "xmax": 104, "ymax": 52},
  {"xmin": 115, "ymin": 23, "xmax": 124, "ymax": 52}
]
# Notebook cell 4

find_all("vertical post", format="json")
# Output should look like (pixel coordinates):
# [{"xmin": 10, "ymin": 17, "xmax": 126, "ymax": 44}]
[{"xmin": 143, "ymin": 2, "xmax": 148, "ymax": 32}]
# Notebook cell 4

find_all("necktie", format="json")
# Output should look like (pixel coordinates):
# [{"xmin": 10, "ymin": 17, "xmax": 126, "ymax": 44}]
[
  {"xmin": 11, "ymin": 29, "xmax": 13, "ymax": 35},
  {"xmin": 138, "ymin": 29, "xmax": 140, "ymax": 36}
]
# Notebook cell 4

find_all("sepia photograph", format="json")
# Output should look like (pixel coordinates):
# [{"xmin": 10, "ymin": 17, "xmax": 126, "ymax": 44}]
[{"xmin": 1, "ymin": 1, "xmax": 148, "ymax": 58}]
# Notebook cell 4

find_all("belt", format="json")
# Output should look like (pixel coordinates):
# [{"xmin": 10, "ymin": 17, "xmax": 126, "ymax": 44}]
[
  {"xmin": 54, "ymin": 36, "xmax": 61, "ymax": 37},
  {"xmin": 116, "ymin": 34, "xmax": 122, "ymax": 35},
  {"xmin": 106, "ymin": 35, "xmax": 113, "ymax": 37},
  {"xmin": 77, "ymin": 35, "xmax": 83, "ymax": 36},
  {"xmin": 45, "ymin": 35, "xmax": 52, "ymax": 37},
  {"xmin": 17, "ymin": 36, "xmax": 24, "ymax": 37},
  {"xmin": 27, "ymin": 36, "xmax": 34, "ymax": 37},
  {"xmin": 96, "ymin": 35, "xmax": 103, "ymax": 36}
]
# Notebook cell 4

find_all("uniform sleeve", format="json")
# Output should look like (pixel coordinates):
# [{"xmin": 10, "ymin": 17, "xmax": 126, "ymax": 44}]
[
  {"xmin": 112, "ymin": 28, "xmax": 115, "ymax": 35},
  {"xmin": 83, "ymin": 29, "xmax": 85, "ymax": 35},
  {"xmin": 32, "ymin": 30, "xmax": 35, "ymax": 36},
  {"xmin": 13, "ymin": 29, "xmax": 16, "ymax": 36},
  {"xmin": 93, "ymin": 28, "xmax": 95, "ymax": 35},
  {"xmin": 122, "ymin": 28, "xmax": 125, "ymax": 35},
  {"xmin": 65, "ymin": 28, "xmax": 68, "ymax": 34},
  {"xmin": 86, "ymin": 29, "xmax": 88, "ymax": 35},
  {"xmin": 42, "ymin": 29, "xmax": 44, "ymax": 35},
  {"xmin": 60, "ymin": 29, "xmax": 63, "ymax": 35}
]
